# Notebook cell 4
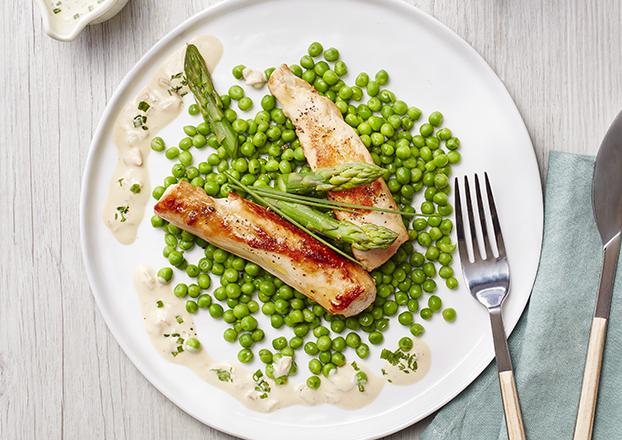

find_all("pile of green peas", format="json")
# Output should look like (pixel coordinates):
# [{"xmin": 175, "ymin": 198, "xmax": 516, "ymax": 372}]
[{"xmin": 149, "ymin": 41, "xmax": 460, "ymax": 390}]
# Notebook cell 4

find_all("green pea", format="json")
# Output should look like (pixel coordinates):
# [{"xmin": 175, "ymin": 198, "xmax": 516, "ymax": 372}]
[
  {"xmin": 187, "ymin": 103, "xmax": 200, "ymax": 116},
  {"xmin": 442, "ymin": 308, "xmax": 457, "ymax": 322},
  {"xmin": 306, "ymin": 375, "xmax": 321, "ymax": 389},
  {"xmin": 399, "ymin": 336, "xmax": 414, "ymax": 352},
  {"xmin": 272, "ymin": 336, "xmax": 288, "ymax": 351},
  {"xmin": 288, "ymin": 64, "xmax": 302, "ymax": 77},
  {"xmin": 334, "ymin": 60, "xmax": 348, "ymax": 76},
  {"xmin": 241, "ymin": 316, "xmax": 258, "ymax": 332},
  {"xmin": 368, "ymin": 331, "xmax": 384, "ymax": 345},
  {"xmin": 428, "ymin": 295, "xmax": 442, "ymax": 312},
  {"xmin": 445, "ymin": 136, "xmax": 461, "ymax": 150},
  {"xmin": 353, "ymin": 73, "xmax": 369, "ymax": 89},
  {"xmin": 264, "ymin": 67, "xmax": 276, "ymax": 79},
  {"xmin": 151, "ymin": 215, "xmax": 165, "ymax": 228},
  {"xmin": 222, "ymin": 328, "xmax": 237, "ymax": 343},
  {"xmin": 444, "ymin": 151, "xmax": 460, "ymax": 165},
  {"xmin": 165, "ymin": 147, "xmax": 180, "ymax": 160},
  {"xmin": 256, "ymin": 348, "xmax": 272, "ymax": 364},
  {"xmin": 308, "ymin": 41, "xmax": 324, "ymax": 57},
  {"xmin": 270, "ymin": 314, "xmax": 283, "ymax": 328},
  {"xmin": 446, "ymin": 277, "xmax": 459, "ymax": 289},
  {"xmin": 329, "ymin": 336, "xmax": 345, "ymax": 352},
  {"xmin": 428, "ymin": 111, "xmax": 443, "ymax": 126},
  {"xmin": 423, "ymin": 279, "xmax": 437, "ymax": 293},
  {"xmin": 378, "ymin": 89, "xmax": 395, "ymax": 104},
  {"xmin": 403, "ymin": 107, "xmax": 420, "ymax": 122},
  {"xmin": 238, "ymin": 97, "xmax": 253, "ymax": 111},
  {"xmin": 232, "ymin": 64, "xmax": 246, "ymax": 79},
  {"xmin": 168, "ymin": 251, "xmax": 184, "ymax": 267},
  {"xmin": 420, "ymin": 123, "xmax": 434, "ymax": 137},
  {"xmin": 367, "ymin": 80, "xmax": 380, "ymax": 97},
  {"xmin": 185, "ymin": 300, "xmax": 198, "ymax": 314},
  {"xmin": 238, "ymin": 348, "xmax": 253, "ymax": 363},
  {"xmin": 223, "ymin": 309, "xmax": 236, "ymax": 324},
  {"xmin": 410, "ymin": 323, "xmax": 425, "ymax": 337},
  {"xmin": 151, "ymin": 136, "xmax": 166, "ymax": 152},
  {"xmin": 183, "ymin": 125, "xmax": 197, "ymax": 137},
  {"xmin": 289, "ymin": 336, "xmax": 303, "ymax": 350},
  {"xmin": 395, "ymin": 291, "xmax": 409, "ymax": 305},
  {"xmin": 375, "ymin": 69, "xmax": 389, "ymax": 85},
  {"xmin": 315, "ymin": 335, "xmax": 331, "ymax": 351},
  {"xmin": 383, "ymin": 300, "xmax": 398, "ymax": 316},
  {"xmin": 398, "ymin": 311, "xmax": 414, "ymax": 326},
  {"xmin": 300, "ymin": 55, "xmax": 315, "ymax": 69},
  {"xmin": 420, "ymin": 308, "xmax": 433, "ymax": 320},
  {"xmin": 322, "ymin": 70, "xmax": 339, "ymax": 86},
  {"xmin": 321, "ymin": 363, "xmax": 336, "ymax": 377},
  {"xmin": 178, "ymin": 137, "xmax": 192, "ymax": 151},
  {"xmin": 324, "ymin": 47, "xmax": 339, "ymax": 61},
  {"xmin": 182, "ymin": 338, "xmax": 200, "ymax": 353},
  {"xmin": 313, "ymin": 61, "xmax": 329, "ymax": 77},
  {"xmin": 155, "ymin": 267, "xmax": 172, "ymax": 284},
  {"xmin": 177, "ymin": 151, "xmax": 192, "ymax": 167},
  {"xmin": 197, "ymin": 294, "xmax": 212, "ymax": 309},
  {"xmin": 197, "ymin": 122, "xmax": 210, "ymax": 135},
  {"xmin": 353, "ymin": 343, "xmax": 371, "ymax": 362},
  {"xmin": 331, "ymin": 352, "xmax": 346, "ymax": 367}
]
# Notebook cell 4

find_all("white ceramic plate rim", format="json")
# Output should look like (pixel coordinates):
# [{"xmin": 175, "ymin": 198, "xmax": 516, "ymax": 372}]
[{"xmin": 80, "ymin": 0, "xmax": 543, "ymax": 438}]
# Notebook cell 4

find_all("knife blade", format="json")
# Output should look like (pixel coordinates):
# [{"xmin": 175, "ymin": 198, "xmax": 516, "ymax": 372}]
[{"xmin": 573, "ymin": 110, "xmax": 622, "ymax": 440}]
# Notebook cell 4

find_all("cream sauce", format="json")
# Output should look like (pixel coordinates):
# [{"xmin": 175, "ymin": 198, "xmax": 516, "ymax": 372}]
[
  {"xmin": 47, "ymin": 0, "xmax": 105, "ymax": 23},
  {"xmin": 134, "ymin": 266, "xmax": 385, "ymax": 412},
  {"xmin": 381, "ymin": 343, "xmax": 431, "ymax": 385},
  {"xmin": 104, "ymin": 35, "xmax": 223, "ymax": 244}
]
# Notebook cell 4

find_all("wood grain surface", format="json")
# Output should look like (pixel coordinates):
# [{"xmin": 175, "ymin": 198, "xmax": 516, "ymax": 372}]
[{"xmin": 2, "ymin": 0, "xmax": 621, "ymax": 439}]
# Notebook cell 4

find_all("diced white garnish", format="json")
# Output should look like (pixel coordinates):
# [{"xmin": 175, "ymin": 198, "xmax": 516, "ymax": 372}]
[{"xmin": 243, "ymin": 67, "xmax": 267, "ymax": 89}]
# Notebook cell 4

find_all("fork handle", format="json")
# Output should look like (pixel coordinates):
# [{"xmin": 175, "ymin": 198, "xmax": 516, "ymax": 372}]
[
  {"xmin": 499, "ymin": 370, "xmax": 526, "ymax": 440},
  {"xmin": 490, "ymin": 308, "xmax": 526, "ymax": 440},
  {"xmin": 573, "ymin": 317, "xmax": 608, "ymax": 440}
]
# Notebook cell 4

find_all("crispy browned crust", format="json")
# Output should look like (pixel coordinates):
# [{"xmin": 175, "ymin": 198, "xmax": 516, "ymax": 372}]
[
  {"xmin": 268, "ymin": 65, "xmax": 409, "ymax": 270},
  {"xmin": 154, "ymin": 181, "xmax": 376, "ymax": 316}
]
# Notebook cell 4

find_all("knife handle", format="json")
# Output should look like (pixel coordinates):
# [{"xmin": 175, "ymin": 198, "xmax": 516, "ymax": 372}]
[{"xmin": 573, "ymin": 317, "xmax": 608, "ymax": 440}]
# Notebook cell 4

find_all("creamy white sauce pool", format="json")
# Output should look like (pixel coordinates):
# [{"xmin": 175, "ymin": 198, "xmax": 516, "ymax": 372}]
[
  {"xmin": 381, "ymin": 344, "xmax": 431, "ymax": 385},
  {"xmin": 134, "ymin": 266, "xmax": 390, "ymax": 412},
  {"xmin": 103, "ymin": 35, "xmax": 223, "ymax": 244}
]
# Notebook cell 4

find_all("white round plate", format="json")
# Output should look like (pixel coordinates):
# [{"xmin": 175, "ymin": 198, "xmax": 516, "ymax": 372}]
[{"xmin": 81, "ymin": 0, "xmax": 543, "ymax": 439}]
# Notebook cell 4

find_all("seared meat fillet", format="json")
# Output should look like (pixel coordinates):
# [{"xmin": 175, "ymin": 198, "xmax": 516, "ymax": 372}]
[
  {"xmin": 268, "ymin": 65, "xmax": 408, "ymax": 270},
  {"xmin": 154, "ymin": 181, "xmax": 376, "ymax": 316}
]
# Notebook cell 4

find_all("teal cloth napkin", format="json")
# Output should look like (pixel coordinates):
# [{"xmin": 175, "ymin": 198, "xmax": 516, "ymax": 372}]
[{"xmin": 421, "ymin": 152, "xmax": 622, "ymax": 440}]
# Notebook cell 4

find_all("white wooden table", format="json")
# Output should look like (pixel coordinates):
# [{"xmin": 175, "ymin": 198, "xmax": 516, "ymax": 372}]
[{"xmin": 2, "ymin": 0, "xmax": 621, "ymax": 438}]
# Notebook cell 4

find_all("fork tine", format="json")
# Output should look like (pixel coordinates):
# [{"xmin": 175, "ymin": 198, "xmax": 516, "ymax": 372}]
[
  {"xmin": 453, "ymin": 178, "xmax": 471, "ymax": 265},
  {"xmin": 464, "ymin": 176, "xmax": 482, "ymax": 261},
  {"xmin": 484, "ymin": 172, "xmax": 506, "ymax": 258},
  {"xmin": 474, "ymin": 174, "xmax": 493, "ymax": 259}
]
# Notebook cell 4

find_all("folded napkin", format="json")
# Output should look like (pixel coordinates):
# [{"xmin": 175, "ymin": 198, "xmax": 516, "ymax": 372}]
[{"xmin": 422, "ymin": 152, "xmax": 622, "ymax": 440}]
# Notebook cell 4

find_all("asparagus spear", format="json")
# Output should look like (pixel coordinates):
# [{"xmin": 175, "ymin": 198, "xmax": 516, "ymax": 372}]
[
  {"xmin": 267, "ymin": 198, "xmax": 398, "ymax": 250},
  {"xmin": 277, "ymin": 162, "xmax": 386, "ymax": 194},
  {"xmin": 184, "ymin": 44, "xmax": 238, "ymax": 158}
]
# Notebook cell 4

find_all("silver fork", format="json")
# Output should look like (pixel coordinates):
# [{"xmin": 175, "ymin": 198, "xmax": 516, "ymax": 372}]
[{"xmin": 454, "ymin": 173, "xmax": 526, "ymax": 440}]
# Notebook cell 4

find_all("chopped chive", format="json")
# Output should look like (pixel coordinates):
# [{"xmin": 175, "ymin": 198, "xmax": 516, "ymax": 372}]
[{"xmin": 138, "ymin": 101, "xmax": 150, "ymax": 112}]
